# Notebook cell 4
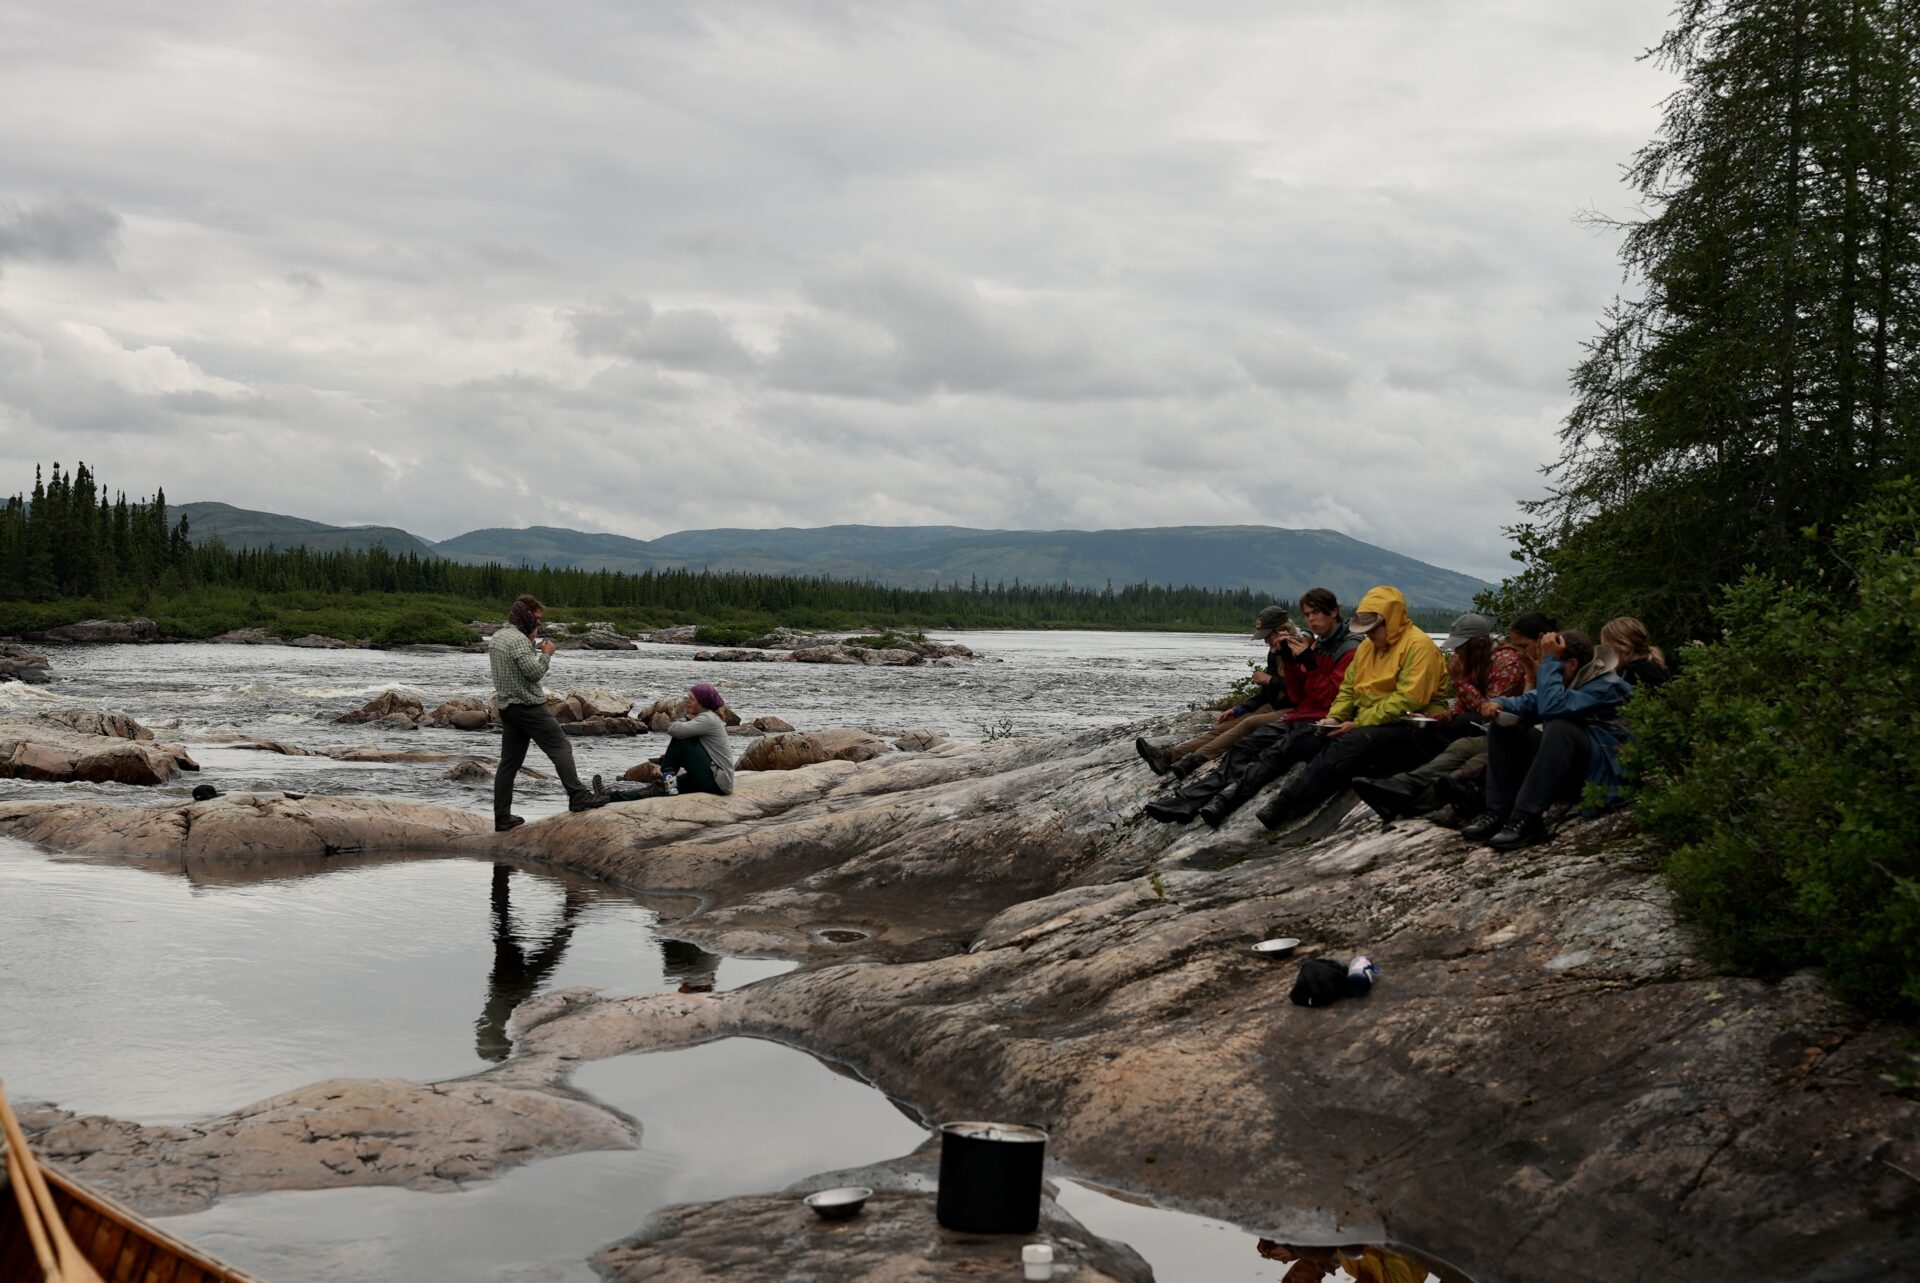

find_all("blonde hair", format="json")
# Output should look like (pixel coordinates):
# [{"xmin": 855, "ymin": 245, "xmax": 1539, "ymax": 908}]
[{"xmin": 1601, "ymin": 616, "xmax": 1666, "ymax": 669}]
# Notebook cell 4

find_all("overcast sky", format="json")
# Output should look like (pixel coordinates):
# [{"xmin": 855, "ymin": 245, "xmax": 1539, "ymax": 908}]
[{"xmin": 0, "ymin": 0, "xmax": 1675, "ymax": 580}]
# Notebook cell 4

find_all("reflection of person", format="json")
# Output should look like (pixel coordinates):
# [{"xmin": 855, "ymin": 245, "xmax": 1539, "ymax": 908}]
[
  {"xmin": 1255, "ymin": 1238, "xmax": 1472, "ymax": 1283},
  {"xmin": 660, "ymin": 937, "xmax": 721, "ymax": 993},
  {"xmin": 489, "ymin": 594, "xmax": 606, "ymax": 832},
  {"xmin": 474, "ymin": 864, "xmax": 589, "ymax": 1061}
]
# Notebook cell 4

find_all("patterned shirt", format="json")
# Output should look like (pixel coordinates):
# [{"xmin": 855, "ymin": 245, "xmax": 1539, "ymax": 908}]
[
  {"xmin": 1451, "ymin": 642, "xmax": 1528, "ymax": 714},
  {"xmin": 488, "ymin": 626, "xmax": 551, "ymax": 707}
]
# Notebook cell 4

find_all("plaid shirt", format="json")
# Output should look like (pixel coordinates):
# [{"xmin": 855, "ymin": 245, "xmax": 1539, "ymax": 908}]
[{"xmin": 488, "ymin": 626, "xmax": 551, "ymax": 707}]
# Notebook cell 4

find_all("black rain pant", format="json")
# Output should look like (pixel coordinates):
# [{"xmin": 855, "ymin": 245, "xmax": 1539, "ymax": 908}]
[
  {"xmin": 1484, "ymin": 720, "xmax": 1590, "ymax": 820},
  {"xmin": 1258, "ymin": 722, "xmax": 1449, "ymax": 823}
]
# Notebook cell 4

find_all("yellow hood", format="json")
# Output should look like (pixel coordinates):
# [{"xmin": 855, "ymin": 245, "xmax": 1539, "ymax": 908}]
[{"xmin": 1331, "ymin": 585, "xmax": 1450, "ymax": 725}]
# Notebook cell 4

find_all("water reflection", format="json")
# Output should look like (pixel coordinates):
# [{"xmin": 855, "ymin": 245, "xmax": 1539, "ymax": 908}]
[
  {"xmin": 659, "ymin": 937, "xmax": 720, "ymax": 993},
  {"xmin": 1257, "ymin": 1240, "xmax": 1471, "ymax": 1283},
  {"xmin": 475, "ymin": 863, "xmax": 589, "ymax": 1060}
]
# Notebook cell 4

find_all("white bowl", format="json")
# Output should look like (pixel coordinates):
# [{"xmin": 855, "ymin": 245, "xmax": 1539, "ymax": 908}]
[
  {"xmin": 804, "ymin": 1186, "xmax": 874, "ymax": 1220},
  {"xmin": 1252, "ymin": 938, "xmax": 1301, "ymax": 956}
]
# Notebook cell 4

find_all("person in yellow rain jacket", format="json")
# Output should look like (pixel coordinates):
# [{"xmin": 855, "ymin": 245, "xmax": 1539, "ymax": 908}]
[{"xmin": 1254, "ymin": 585, "xmax": 1452, "ymax": 830}]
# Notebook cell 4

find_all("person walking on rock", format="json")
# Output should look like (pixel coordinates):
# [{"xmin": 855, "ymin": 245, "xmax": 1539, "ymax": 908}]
[{"xmin": 489, "ymin": 594, "xmax": 606, "ymax": 832}]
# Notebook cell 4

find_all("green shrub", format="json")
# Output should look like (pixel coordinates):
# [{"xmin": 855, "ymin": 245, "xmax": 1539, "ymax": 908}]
[
  {"xmin": 1629, "ymin": 481, "xmax": 1920, "ymax": 1015},
  {"xmin": 370, "ymin": 606, "xmax": 477, "ymax": 647}
]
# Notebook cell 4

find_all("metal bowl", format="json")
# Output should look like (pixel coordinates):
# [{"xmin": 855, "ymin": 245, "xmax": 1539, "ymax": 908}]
[
  {"xmin": 804, "ymin": 1186, "xmax": 874, "ymax": 1220},
  {"xmin": 1251, "ymin": 937, "xmax": 1301, "ymax": 957}
]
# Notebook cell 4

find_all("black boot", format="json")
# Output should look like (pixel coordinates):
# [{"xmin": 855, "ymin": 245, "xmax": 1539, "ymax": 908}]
[
  {"xmin": 1351, "ymin": 776, "xmax": 1418, "ymax": 821},
  {"xmin": 1198, "ymin": 796, "xmax": 1234, "ymax": 829},
  {"xmin": 1488, "ymin": 812, "xmax": 1549, "ymax": 851},
  {"xmin": 1460, "ymin": 810, "xmax": 1508, "ymax": 843},
  {"xmin": 1254, "ymin": 784, "xmax": 1308, "ymax": 831},
  {"xmin": 1170, "ymin": 753, "xmax": 1207, "ymax": 778},
  {"xmin": 1144, "ymin": 797, "xmax": 1201, "ymax": 824},
  {"xmin": 1136, "ymin": 737, "xmax": 1174, "ymax": 775}
]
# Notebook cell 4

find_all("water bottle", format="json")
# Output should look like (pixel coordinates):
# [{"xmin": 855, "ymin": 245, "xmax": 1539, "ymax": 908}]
[{"xmin": 1346, "ymin": 955, "xmax": 1380, "ymax": 997}]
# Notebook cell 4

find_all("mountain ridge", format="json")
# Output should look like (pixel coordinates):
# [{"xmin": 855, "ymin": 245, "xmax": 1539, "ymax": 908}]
[{"xmin": 179, "ymin": 503, "xmax": 1492, "ymax": 608}]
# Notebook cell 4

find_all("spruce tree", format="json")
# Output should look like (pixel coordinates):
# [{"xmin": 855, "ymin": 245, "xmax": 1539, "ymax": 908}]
[{"xmin": 1500, "ymin": 0, "xmax": 1920, "ymax": 638}]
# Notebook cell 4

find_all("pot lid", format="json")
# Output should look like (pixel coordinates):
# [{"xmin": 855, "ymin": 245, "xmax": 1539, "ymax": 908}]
[{"xmin": 940, "ymin": 1121, "xmax": 1048, "ymax": 1142}]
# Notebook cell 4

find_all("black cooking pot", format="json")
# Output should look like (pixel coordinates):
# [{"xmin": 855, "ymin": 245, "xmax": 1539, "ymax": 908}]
[{"xmin": 935, "ymin": 1120, "xmax": 1048, "ymax": 1234}]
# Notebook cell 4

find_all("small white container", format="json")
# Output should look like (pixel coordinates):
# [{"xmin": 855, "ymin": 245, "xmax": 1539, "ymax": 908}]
[{"xmin": 1023, "ymin": 1243, "xmax": 1054, "ymax": 1280}]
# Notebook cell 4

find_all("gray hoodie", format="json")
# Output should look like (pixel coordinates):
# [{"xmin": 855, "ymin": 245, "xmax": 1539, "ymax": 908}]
[{"xmin": 667, "ymin": 709, "xmax": 735, "ymax": 794}]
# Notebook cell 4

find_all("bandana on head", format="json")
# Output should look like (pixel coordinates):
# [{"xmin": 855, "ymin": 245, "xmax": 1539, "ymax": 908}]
[
  {"xmin": 508, "ymin": 600, "xmax": 539, "ymax": 637},
  {"xmin": 690, "ymin": 683, "xmax": 724, "ymax": 711}
]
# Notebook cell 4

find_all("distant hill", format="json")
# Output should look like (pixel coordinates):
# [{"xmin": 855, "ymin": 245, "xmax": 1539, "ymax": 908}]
[
  {"xmin": 178, "ymin": 504, "xmax": 1490, "ymax": 609},
  {"xmin": 177, "ymin": 502, "xmax": 438, "ymax": 559}
]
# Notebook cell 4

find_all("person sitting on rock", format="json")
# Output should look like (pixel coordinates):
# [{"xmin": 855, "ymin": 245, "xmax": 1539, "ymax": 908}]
[
  {"xmin": 599, "ymin": 683, "xmax": 737, "ymax": 800},
  {"xmin": 1601, "ymin": 615, "xmax": 1669, "ymax": 689},
  {"xmin": 1143, "ymin": 588, "xmax": 1361, "ymax": 827},
  {"xmin": 1136, "ymin": 602, "xmax": 1301, "ymax": 778},
  {"xmin": 1250, "ymin": 585, "xmax": 1452, "ymax": 831},
  {"xmin": 490, "ymin": 593, "xmax": 607, "ymax": 833},
  {"xmin": 1350, "ymin": 611, "xmax": 1529, "ymax": 822},
  {"xmin": 1461, "ymin": 628, "xmax": 1634, "ymax": 850}
]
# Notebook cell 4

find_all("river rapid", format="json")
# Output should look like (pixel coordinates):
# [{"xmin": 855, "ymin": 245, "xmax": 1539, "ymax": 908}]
[{"xmin": 0, "ymin": 631, "xmax": 1458, "ymax": 1283}]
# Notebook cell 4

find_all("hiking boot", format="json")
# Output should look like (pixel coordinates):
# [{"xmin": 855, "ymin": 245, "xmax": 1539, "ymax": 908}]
[
  {"xmin": 1143, "ymin": 798, "xmax": 1199, "ymax": 824},
  {"xmin": 1459, "ymin": 811, "xmax": 1508, "ymax": 843},
  {"xmin": 591, "ymin": 773, "xmax": 609, "ymax": 798},
  {"xmin": 1198, "ymin": 797, "xmax": 1235, "ymax": 829},
  {"xmin": 1254, "ymin": 790, "xmax": 1303, "ymax": 831},
  {"xmin": 1351, "ymin": 776, "xmax": 1418, "ymax": 821},
  {"xmin": 1136, "ymin": 737, "xmax": 1174, "ymax": 775},
  {"xmin": 1170, "ymin": 753, "xmax": 1207, "ymax": 778},
  {"xmin": 568, "ymin": 793, "xmax": 611, "ymax": 813},
  {"xmin": 495, "ymin": 815, "xmax": 525, "ymax": 833},
  {"xmin": 1488, "ymin": 812, "xmax": 1549, "ymax": 851}
]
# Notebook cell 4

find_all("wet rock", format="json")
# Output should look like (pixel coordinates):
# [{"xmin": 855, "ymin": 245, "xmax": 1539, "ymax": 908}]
[
  {"xmin": 284, "ymin": 633, "xmax": 354, "ymax": 649},
  {"xmin": 580, "ymin": 630, "xmax": 638, "ymax": 650},
  {"xmin": 620, "ymin": 761, "xmax": 663, "ymax": 783},
  {"xmin": 572, "ymin": 688, "xmax": 634, "ymax": 718},
  {"xmin": 372, "ymin": 712, "xmax": 418, "ymax": 731},
  {"xmin": 595, "ymin": 1142, "xmax": 1152, "ymax": 1283},
  {"xmin": 0, "ymin": 717, "xmax": 196, "ymax": 785},
  {"xmin": 211, "ymin": 627, "xmax": 272, "ymax": 644},
  {"xmin": 23, "ymin": 1075, "xmax": 636, "ymax": 1216},
  {"xmin": 563, "ymin": 716, "xmax": 649, "ymax": 737},
  {"xmin": 891, "ymin": 730, "xmax": 946, "ymax": 752},
  {"xmin": 36, "ymin": 708, "xmax": 154, "ymax": 741},
  {"xmin": 423, "ymin": 697, "xmax": 497, "ymax": 730},
  {"xmin": 335, "ymin": 690, "xmax": 425, "ymax": 725},
  {"xmin": 0, "ymin": 791, "xmax": 494, "ymax": 859},
  {"xmin": 736, "ymin": 730, "xmax": 893, "ymax": 772},
  {"xmin": 25, "ymin": 617, "xmax": 159, "ymax": 644},
  {"xmin": 788, "ymin": 647, "xmax": 862, "ymax": 666},
  {"xmin": 640, "ymin": 625, "xmax": 700, "ymax": 645},
  {"xmin": 0, "ymin": 643, "xmax": 51, "ymax": 684},
  {"xmin": 443, "ymin": 758, "xmax": 493, "ymax": 782},
  {"xmin": 753, "ymin": 716, "xmax": 796, "ymax": 734},
  {"xmin": 648, "ymin": 712, "xmax": 673, "ymax": 733}
]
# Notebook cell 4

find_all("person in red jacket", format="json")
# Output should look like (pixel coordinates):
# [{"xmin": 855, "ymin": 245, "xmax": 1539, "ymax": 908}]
[{"xmin": 1144, "ymin": 589, "xmax": 1361, "ymax": 828}]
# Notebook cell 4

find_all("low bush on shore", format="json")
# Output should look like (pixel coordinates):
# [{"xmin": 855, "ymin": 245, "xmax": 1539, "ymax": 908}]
[{"xmin": 1629, "ymin": 483, "xmax": 1920, "ymax": 1017}]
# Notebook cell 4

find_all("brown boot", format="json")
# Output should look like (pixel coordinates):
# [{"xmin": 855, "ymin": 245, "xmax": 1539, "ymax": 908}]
[
  {"xmin": 1170, "ymin": 753, "xmax": 1206, "ymax": 778},
  {"xmin": 1135, "ymin": 736, "xmax": 1175, "ymax": 775}
]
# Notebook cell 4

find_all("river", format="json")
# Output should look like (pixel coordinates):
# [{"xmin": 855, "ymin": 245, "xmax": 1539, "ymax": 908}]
[{"xmin": 0, "ymin": 632, "xmax": 1460, "ymax": 1282}]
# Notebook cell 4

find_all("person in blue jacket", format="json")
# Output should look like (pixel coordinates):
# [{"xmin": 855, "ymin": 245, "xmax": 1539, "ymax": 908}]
[{"xmin": 1461, "ymin": 628, "xmax": 1633, "ymax": 851}]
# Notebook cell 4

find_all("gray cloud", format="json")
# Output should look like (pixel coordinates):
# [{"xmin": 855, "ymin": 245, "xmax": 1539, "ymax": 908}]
[
  {"xmin": 0, "ymin": 195, "xmax": 120, "ymax": 266},
  {"xmin": 0, "ymin": 0, "xmax": 1681, "ymax": 580}
]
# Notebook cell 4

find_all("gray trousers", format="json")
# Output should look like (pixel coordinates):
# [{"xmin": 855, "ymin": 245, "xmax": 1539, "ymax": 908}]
[
  {"xmin": 495, "ymin": 702, "xmax": 589, "ymax": 821},
  {"xmin": 1386, "ymin": 734, "xmax": 1488, "ymax": 810}
]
